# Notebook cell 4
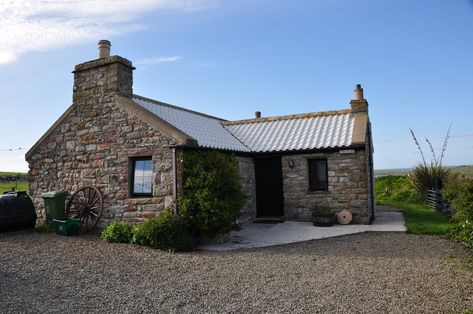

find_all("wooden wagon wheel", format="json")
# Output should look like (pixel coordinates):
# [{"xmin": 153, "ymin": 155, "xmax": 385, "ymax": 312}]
[{"xmin": 66, "ymin": 186, "xmax": 104, "ymax": 233}]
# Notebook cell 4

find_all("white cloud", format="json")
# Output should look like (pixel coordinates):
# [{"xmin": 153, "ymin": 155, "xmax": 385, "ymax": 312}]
[
  {"xmin": 136, "ymin": 56, "xmax": 182, "ymax": 66},
  {"xmin": 0, "ymin": 0, "xmax": 216, "ymax": 65}
]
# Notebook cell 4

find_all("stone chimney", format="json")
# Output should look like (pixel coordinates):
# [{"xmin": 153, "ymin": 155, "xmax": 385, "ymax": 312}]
[
  {"xmin": 350, "ymin": 84, "xmax": 369, "ymax": 113},
  {"xmin": 72, "ymin": 40, "xmax": 135, "ymax": 106},
  {"xmin": 255, "ymin": 111, "xmax": 261, "ymax": 118}
]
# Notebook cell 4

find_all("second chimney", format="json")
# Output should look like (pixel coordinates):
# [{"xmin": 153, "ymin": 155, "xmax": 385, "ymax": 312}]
[
  {"xmin": 350, "ymin": 84, "xmax": 368, "ymax": 113},
  {"xmin": 255, "ymin": 111, "xmax": 261, "ymax": 118},
  {"xmin": 354, "ymin": 84, "xmax": 363, "ymax": 100},
  {"xmin": 98, "ymin": 40, "xmax": 111, "ymax": 59}
]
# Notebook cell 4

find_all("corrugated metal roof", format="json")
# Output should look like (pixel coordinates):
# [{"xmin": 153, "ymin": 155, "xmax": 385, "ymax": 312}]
[
  {"xmin": 223, "ymin": 113, "xmax": 354, "ymax": 152},
  {"xmin": 133, "ymin": 96, "xmax": 250, "ymax": 152}
]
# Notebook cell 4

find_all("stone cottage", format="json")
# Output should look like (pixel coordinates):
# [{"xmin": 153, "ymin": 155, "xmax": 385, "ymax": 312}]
[{"xmin": 26, "ymin": 40, "xmax": 375, "ymax": 226}]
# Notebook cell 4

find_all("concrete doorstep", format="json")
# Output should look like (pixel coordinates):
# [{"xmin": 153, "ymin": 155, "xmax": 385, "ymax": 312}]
[{"xmin": 200, "ymin": 212, "xmax": 406, "ymax": 251}]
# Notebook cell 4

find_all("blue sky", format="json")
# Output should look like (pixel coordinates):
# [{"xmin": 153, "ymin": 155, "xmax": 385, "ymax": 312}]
[{"xmin": 1, "ymin": 0, "xmax": 472, "ymax": 172}]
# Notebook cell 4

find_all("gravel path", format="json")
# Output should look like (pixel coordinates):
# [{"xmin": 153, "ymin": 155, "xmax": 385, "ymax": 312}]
[{"xmin": 1, "ymin": 231, "xmax": 472, "ymax": 313}]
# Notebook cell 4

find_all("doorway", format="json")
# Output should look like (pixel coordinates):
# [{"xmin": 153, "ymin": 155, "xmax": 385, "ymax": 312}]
[{"xmin": 255, "ymin": 157, "xmax": 284, "ymax": 217}]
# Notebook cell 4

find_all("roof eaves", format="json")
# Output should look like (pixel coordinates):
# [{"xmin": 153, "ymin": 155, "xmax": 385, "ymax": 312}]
[{"xmin": 222, "ymin": 109, "xmax": 353, "ymax": 126}]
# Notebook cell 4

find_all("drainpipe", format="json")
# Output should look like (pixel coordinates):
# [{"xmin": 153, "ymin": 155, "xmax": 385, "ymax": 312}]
[
  {"xmin": 368, "ymin": 123, "xmax": 375, "ymax": 222},
  {"xmin": 172, "ymin": 147, "xmax": 178, "ymax": 214}
]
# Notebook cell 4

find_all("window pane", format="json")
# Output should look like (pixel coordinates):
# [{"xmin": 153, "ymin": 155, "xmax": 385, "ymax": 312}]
[
  {"xmin": 316, "ymin": 160, "xmax": 327, "ymax": 189},
  {"xmin": 308, "ymin": 159, "xmax": 328, "ymax": 191},
  {"xmin": 133, "ymin": 159, "xmax": 152, "ymax": 194}
]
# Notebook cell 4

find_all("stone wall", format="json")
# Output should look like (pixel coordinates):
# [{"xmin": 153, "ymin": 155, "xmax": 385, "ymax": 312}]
[
  {"xmin": 236, "ymin": 156, "xmax": 256, "ymax": 222},
  {"xmin": 282, "ymin": 149, "xmax": 370, "ymax": 224},
  {"xmin": 27, "ymin": 56, "xmax": 175, "ymax": 226}
]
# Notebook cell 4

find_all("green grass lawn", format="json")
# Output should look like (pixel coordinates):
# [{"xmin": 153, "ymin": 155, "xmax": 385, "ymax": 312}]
[
  {"xmin": 379, "ymin": 200, "xmax": 454, "ymax": 235},
  {"xmin": 0, "ymin": 181, "xmax": 29, "ymax": 194},
  {"xmin": 0, "ymin": 171, "xmax": 28, "ymax": 194}
]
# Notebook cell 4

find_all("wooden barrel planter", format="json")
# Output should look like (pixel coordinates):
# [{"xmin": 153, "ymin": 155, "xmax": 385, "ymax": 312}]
[{"xmin": 312, "ymin": 213, "xmax": 334, "ymax": 227}]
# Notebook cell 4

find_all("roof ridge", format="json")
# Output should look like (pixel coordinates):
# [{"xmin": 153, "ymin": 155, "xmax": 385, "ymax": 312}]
[
  {"xmin": 222, "ymin": 109, "xmax": 353, "ymax": 126},
  {"xmin": 133, "ymin": 94, "xmax": 227, "ymax": 122}
]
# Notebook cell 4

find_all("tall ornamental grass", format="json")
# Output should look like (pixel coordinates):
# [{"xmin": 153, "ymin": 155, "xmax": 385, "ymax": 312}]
[{"xmin": 410, "ymin": 127, "xmax": 450, "ymax": 195}]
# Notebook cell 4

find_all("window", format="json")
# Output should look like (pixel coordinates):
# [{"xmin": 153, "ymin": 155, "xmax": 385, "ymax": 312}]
[
  {"xmin": 308, "ymin": 159, "xmax": 328, "ymax": 191},
  {"xmin": 130, "ymin": 157, "xmax": 153, "ymax": 196}
]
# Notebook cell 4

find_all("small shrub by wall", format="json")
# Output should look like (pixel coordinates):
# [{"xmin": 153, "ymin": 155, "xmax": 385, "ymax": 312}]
[
  {"xmin": 132, "ymin": 210, "xmax": 195, "ymax": 252},
  {"xmin": 179, "ymin": 150, "xmax": 246, "ymax": 238},
  {"xmin": 101, "ymin": 221, "xmax": 133, "ymax": 243}
]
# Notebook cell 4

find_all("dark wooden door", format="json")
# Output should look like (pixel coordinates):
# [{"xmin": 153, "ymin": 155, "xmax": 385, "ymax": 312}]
[{"xmin": 255, "ymin": 157, "xmax": 284, "ymax": 217}]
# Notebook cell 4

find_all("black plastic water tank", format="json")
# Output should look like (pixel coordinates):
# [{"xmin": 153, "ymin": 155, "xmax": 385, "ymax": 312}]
[{"xmin": 0, "ymin": 191, "xmax": 37, "ymax": 232}]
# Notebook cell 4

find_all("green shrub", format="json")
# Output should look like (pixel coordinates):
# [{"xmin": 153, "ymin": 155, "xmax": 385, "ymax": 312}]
[
  {"xmin": 443, "ymin": 174, "xmax": 473, "ymax": 249},
  {"xmin": 449, "ymin": 223, "xmax": 473, "ymax": 249},
  {"xmin": 375, "ymin": 175, "xmax": 423, "ymax": 204},
  {"xmin": 444, "ymin": 174, "xmax": 473, "ymax": 224},
  {"xmin": 101, "ymin": 221, "xmax": 133, "ymax": 243},
  {"xmin": 132, "ymin": 210, "xmax": 195, "ymax": 252},
  {"xmin": 179, "ymin": 150, "xmax": 246, "ymax": 238}
]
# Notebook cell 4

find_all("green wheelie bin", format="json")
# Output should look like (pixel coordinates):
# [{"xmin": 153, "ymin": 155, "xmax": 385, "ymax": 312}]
[{"xmin": 41, "ymin": 190, "xmax": 68, "ymax": 226}]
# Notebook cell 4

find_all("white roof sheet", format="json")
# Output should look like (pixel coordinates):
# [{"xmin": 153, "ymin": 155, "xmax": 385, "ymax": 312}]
[
  {"xmin": 133, "ymin": 96, "xmax": 250, "ymax": 152},
  {"xmin": 223, "ymin": 113, "xmax": 354, "ymax": 152}
]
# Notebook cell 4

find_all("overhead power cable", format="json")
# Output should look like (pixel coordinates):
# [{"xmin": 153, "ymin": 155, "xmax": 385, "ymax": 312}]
[{"xmin": 0, "ymin": 147, "xmax": 30, "ymax": 152}]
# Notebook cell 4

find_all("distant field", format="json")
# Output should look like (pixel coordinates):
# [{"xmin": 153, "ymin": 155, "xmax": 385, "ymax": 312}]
[
  {"xmin": 374, "ymin": 165, "xmax": 473, "ymax": 177},
  {"xmin": 450, "ymin": 165, "xmax": 473, "ymax": 177},
  {"xmin": 0, "ymin": 171, "xmax": 28, "ymax": 194},
  {"xmin": 0, "ymin": 182, "xmax": 29, "ymax": 194},
  {"xmin": 0, "ymin": 171, "xmax": 27, "ymax": 177}
]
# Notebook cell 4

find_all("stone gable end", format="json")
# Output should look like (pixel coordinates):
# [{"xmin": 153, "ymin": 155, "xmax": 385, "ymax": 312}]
[{"xmin": 27, "ymin": 98, "xmax": 177, "ymax": 226}]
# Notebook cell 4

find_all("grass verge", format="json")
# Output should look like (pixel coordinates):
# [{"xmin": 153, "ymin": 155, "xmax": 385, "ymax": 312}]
[
  {"xmin": 0, "ymin": 181, "xmax": 29, "ymax": 194},
  {"xmin": 378, "ymin": 200, "xmax": 454, "ymax": 235}
]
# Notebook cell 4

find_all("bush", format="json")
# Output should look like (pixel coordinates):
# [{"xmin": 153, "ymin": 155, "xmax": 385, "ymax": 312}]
[
  {"xmin": 132, "ymin": 210, "xmax": 195, "ymax": 252},
  {"xmin": 179, "ymin": 150, "xmax": 246, "ymax": 238},
  {"xmin": 444, "ymin": 174, "xmax": 473, "ymax": 249},
  {"xmin": 411, "ymin": 163, "xmax": 449, "ymax": 196},
  {"xmin": 101, "ymin": 221, "xmax": 133, "ymax": 243},
  {"xmin": 449, "ymin": 223, "xmax": 473, "ymax": 249},
  {"xmin": 444, "ymin": 174, "xmax": 473, "ymax": 224},
  {"xmin": 375, "ymin": 175, "xmax": 423, "ymax": 204}
]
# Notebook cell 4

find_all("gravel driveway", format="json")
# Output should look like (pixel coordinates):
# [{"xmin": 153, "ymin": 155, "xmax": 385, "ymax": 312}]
[{"xmin": 1, "ymin": 231, "xmax": 472, "ymax": 313}]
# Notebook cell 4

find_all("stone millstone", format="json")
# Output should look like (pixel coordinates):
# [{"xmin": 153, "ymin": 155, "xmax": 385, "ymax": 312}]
[{"xmin": 337, "ymin": 210, "xmax": 352, "ymax": 225}]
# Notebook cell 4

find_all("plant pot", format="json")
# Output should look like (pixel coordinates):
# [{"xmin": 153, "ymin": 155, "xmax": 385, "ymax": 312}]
[{"xmin": 312, "ymin": 214, "xmax": 334, "ymax": 227}]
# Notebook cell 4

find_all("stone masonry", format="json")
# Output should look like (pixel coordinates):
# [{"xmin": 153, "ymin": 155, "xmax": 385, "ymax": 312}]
[
  {"xmin": 26, "ymin": 56, "xmax": 176, "ymax": 226},
  {"xmin": 236, "ymin": 156, "xmax": 256, "ymax": 222},
  {"xmin": 282, "ymin": 149, "xmax": 370, "ymax": 224}
]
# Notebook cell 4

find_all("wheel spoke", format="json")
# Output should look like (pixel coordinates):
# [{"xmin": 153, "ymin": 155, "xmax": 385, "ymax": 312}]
[{"xmin": 87, "ymin": 190, "xmax": 97, "ymax": 207}]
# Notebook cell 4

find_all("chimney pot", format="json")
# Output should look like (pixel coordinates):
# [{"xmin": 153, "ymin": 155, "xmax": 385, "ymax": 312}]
[
  {"xmin": 354, "ymin": 84, "xmax": 364, "ymax": 101},
  {"xmin": 98, "ymin": 40, "xmax": 111, "ymax": 59},
  {"xmin": 255, "ymin": 111, "xmax": 261, "ymax": 118}
]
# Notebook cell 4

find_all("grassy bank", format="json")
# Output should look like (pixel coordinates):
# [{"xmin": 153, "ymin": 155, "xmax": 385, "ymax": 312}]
[
  {"xmin": 378, "ymin": 199, "xmax": 453, "ymax": 235},
  {"xmin": 375, "ymin": 175, "xmax": 453, "ymax": 235}
]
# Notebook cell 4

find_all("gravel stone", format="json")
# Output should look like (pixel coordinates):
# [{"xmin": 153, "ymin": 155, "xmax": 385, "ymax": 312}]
[{"xmin": 1, "ymin": 231, "xmax": 472, "ymax": 313}]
